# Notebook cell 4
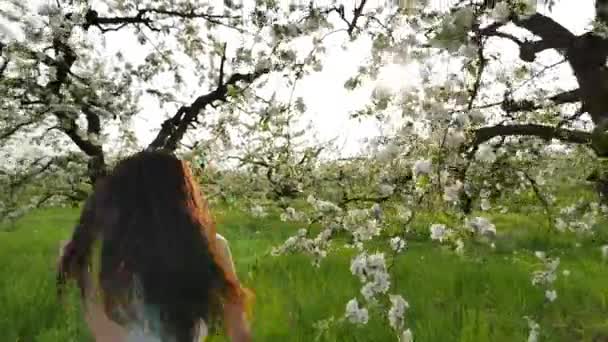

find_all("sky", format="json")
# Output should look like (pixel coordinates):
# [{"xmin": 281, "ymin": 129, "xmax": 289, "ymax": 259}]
[{"xmin": 0, "ymin": 0, "xmax": 599, "ymax": 160}]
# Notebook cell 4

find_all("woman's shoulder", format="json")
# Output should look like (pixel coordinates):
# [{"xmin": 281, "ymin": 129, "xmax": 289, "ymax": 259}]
[
  {"xmin": 216, "ymin": 233, "xmax": 226, "ymax": 242},
  {"xmin": 215, "ymin": 233, "xmax": 228, "ymax": 247}
]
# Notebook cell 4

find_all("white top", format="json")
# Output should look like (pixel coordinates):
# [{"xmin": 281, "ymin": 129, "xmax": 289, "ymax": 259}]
[{"xmin": 82, "ymin": 233, "xmax": 235, "ymax": 342}]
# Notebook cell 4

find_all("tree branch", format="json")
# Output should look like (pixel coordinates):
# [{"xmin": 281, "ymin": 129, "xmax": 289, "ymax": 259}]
[
  {"xmin": 44, "ymin": 37, "xmax": 106, "ymax": 183},
  {"xmin": 147, "ymin": 66, "xmax": 270, "ymax": 152},
  {"xmin": 0, "ymin": 56, "xmax": 8, "ymax": 78},
  {"xmin": 478, "ymin": 21, "xmax": 523, "ymax": 44},
  {"xmin": 522, "ymin": 170, "xmax": 553, "ymax": 229},
  {"xmin": 218, "ymin": 43, "xmax": 228, "ymax": 88},
  {"xmin": 512, "ymin": 13, "xmax": 575, "ymax": 51},
  {"xmin": 226, "ymin": 155, "xmax": 271, "ymax": 169},
  {"xmin": 0, "ymin": 120, "xmax": 35, "ymax": 141},
  {"xmin": 339, "ymin": 194, "xmax": 390, "ymax": 206},
  {"xmin": 467, "ymin": 39, "xmax": 487, "ymax": 110},
  {"xmin": 471, "ymin": 123, "xmax": 592, "ymax": 148},
  {"xmin": 347, "ymin": 0, "xmax": 368, "ymax": 36},
  {"xmin": 510, "ymin": 14, "xmax": 575, "ymax": 62},
  {"xmin": 501, "ymin": 88, "xmax": 581, "ymax": 113},
  {"xmin": 8, "ymin": 157, "xmax": 58, "ymax": 190},
  {"xmin": 480, "ymin": 13, "xmax": 575, "ymax": 62},
  {"xmin": 83, "ymin": 7, "xmax": 239, "ymax": 32},
  {"xmin": 82, "ymin": 105, "xmax": 101, "ymax": 135}
]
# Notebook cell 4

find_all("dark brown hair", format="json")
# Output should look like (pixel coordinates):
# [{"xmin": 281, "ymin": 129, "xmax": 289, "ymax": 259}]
[{"xmin": 57, "ymin": 150, "xmax": 244, "ymax": 341}]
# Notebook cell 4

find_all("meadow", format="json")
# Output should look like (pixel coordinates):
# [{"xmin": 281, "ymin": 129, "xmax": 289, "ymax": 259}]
[{"xmin": 1, "ymin": 204, "xmax": 607, "ymax": 341}]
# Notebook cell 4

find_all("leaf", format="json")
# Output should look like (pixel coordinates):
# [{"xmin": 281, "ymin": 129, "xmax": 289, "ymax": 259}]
[{"xmin": 227, "ymin": 84, "xmax": 240, "ymax": 98}]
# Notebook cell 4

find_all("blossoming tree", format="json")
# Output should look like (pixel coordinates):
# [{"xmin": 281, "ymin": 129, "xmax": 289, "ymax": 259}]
[{"xmin": 2, "ymin": 0, "xmax": 608, "ymax": 340}]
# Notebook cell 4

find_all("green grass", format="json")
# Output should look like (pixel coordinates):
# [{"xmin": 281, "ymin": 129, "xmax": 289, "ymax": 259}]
[{"xmin": 1, "ymin": 207, "xmax": 608, "ymax": 341}]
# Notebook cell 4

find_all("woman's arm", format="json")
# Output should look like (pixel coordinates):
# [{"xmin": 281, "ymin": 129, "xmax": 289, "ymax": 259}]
[
  {"xmin": 215, "ymin": 234, "xmax": 237, "ymax": 280},
  {"xmin": 224, "ymin": 300, "xmax": 251, "ymax": 342},
  {"xmin": 215, "ymin": 234, "xmax": 251, "ymax": 342}
]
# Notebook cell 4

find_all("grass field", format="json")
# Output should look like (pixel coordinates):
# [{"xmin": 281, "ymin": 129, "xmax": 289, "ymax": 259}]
[{"xmin": 1, "ymin": 206, "xmax": 608, "ymax": 341}]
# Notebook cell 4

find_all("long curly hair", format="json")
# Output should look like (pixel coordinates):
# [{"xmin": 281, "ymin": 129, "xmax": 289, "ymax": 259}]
[{"xmin": 57, "ymin": 150, "xmax": 245, "ymax": 341}]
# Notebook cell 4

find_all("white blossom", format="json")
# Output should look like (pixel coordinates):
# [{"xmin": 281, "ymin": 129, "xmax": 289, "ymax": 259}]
[
  {"xmin": 480, "ymin": 198, "xmax": 492, "ymax": 211},
  {"xmin": 372, "ymin": 203, "xmax": 382, "ymax": 220},
  {"xmin": 372, "ymin": 84, "xmax": 394, "ymax": 101},
  {"xmin": 445, "ymin": 128, "xmax": 466, "ymax": 147},
  {"xmin": 350, "ymin": 254, "xmax": 367, "ymax": 281},
  {"xmin": 466, "ymin": 217, "xmax": 496, "ymax": 236},
  {"xmin": 388, "ymin": 294, "xmax": 409, "ymax": 330},
  {"xmin": 476, "ymin": 144, "xmax": 496, "ymax": 163},
  {"xmin": 280, "ymin": 207, "xmax": 303, "ymax": 222},
  {"xmin": 443, "ymin": 181, "xmax": 463, "ymax": 202},
  {"xmin": 601, "ymin": 245, "xmax": 608, "ymax": 260},
  {"xmin": 379, "ymin": 184, "xmax": 395, "ymax": 197},
  {"xmin": 534, "ymin": 251, "xmax": 546, "ymax": 260},
  {"xmin": 307, "ymin": 195, "xmax": 342, "ymax": 214},
  {"xmin": 255, "ymin": 57, "xmax": 271, "ymax": 72},
  {"xmin": 532, "ymin": 257, "xmax": 560, "ymax": 286},
  {"xmin": 455, "ymin": 239, "xmax": 465, "ymax": 255},
  {"xmin": 412, "ymin": 159, "xmax": 432, "ymax": 178},
  {"xmin": 555, "ymin": 218, "xmax": 567, "ymax": 232},
  {"xmin": 377, "ymin": 142, "xmax": 400, "ymax": 161},
  {"xmin": 525, "ymin": 317, "xmax": 540, "ymax": 342},
  {"xmin": 401, "ymin": 329, "xmax": 414, "ymax": 342},
  {"xmin": 454, "ymin": 112, "xmax": 470, "ymax": 127},
  {"xmin": 37, "ymin": 4, "xmax": 60, "ymax": 16},
  {"xmin": 360, "ymin": 282, "xmax": 376, "ymax": 300},
  {"xmin": 356, "ymin": 219, "xmax": 381, "ymax": 241},
  {"xmin": 350, "ymin": 252, "xmax": 391, "ymax": 300},
  {"xmin": 345, "ymin": 299, "xmax": 369, "ymax": 324},
  {"xmin": 452, "ymin": 7, "xmax": 475, "ymax": 29},
  {"xmin": 396, "ymin": 206, "xmax": 413, "ymax": 222},
  {"xmin": 390, "ymin": 237, "xmax": 407, "ymax": 253},
  {"xmin": 458, "ymin": 42, "xmax": 478, "ymax": 59},
  {"xmin": 468, "ymin": 109, "xmax": 485, "ymax": 124},
  {"xmin": 250, "ymin": 205, "xmax": 267, "ymax": 218},
  {"xmin": 545, "ymin": 289, "xmax": 557, "ymax": 302},
  {"xmin": 430, "ymin": 224, "xmax": 450, "ymax": 242}
]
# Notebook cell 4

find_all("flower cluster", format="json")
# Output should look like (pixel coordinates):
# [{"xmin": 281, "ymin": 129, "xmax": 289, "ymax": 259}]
[
  {"xmin": 271, "ymin": 228, "xmax": 333, "ymax": 267},
  {"xmin": 429, "ymin": 7, "xmax": 475, "ymax": 52},
  {"xmin": 601, "ymin": 245, "xmax": 608, "ymax": 261},
  {"xmin": 531, "ymin": 252, "xmax": 560, "ymax": 302},
  {"xmin": 430, "ymin": 223, "xmax": 452, "ymax": 242},
  {"xmin": 344, "ymin": 206, "xmax": 384, "ymax": 242},
  {"xmin": 465, "ymin": 217, "xmax": 497, "ymax": 236},
  {"xmin": 345, "ymin": 298, "xmax": 369, "ymax": 324},
  {"xmin": 476, "ymin": 144, "xmax": 497, "ymax": 164},
  {"xmin": 412, "ymin": 159, "xmax": 432, "ymax": 179},
  {"xmin": 280, "ymin": 207, "xmax": 305, "ymax": 222},
  {"xmin": 388, "ymin": 294, "xmax": 409, "ymax": 330},
  {"xmin": 524, "ymin": 316, "xmax": 541, "ymax": 342},
  {"xmin": 350, "ymin": 252, "xmax": 391, "ymax": 301},
  {"xmin": 554, "ymin": 201, "xmax": 606, "ymax": 234},
  {"xmin": 250, "ymin": 204, "xmax": 268, "ymax": 218},
  {"xmin": 307, "ymin": 195, "xmax": 342, "ymax": 214},
  {"xmin": 443, "ymin": 180, "xmax": 463, "ymax": 203},
  {"xmin": 390, "ymin": 237, "xmax": 407, "ymax": 253},
  {"xmin": 388, "ymin": 294, "xmax": 412, "ymax": 341}
]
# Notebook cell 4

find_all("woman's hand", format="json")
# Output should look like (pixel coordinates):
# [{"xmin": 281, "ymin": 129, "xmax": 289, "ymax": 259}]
[{"xmin": 224, "ymin": 300, "xmax": 252, "ymax": 342}]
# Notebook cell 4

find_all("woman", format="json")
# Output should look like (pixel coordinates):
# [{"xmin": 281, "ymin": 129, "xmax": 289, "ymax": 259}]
[{"xmin": 56, "ymin": 150, "xmax": 251, "ymax": 342}]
